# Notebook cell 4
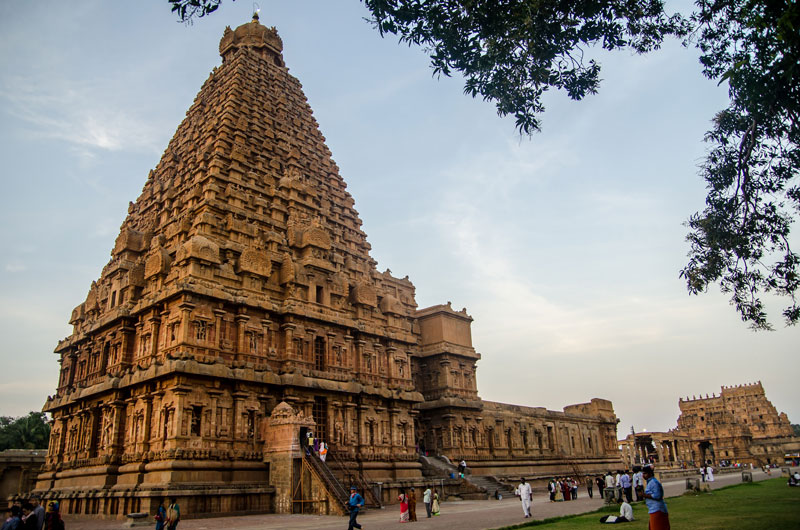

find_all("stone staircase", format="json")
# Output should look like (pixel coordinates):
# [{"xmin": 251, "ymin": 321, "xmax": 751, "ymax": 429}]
[
  {"xmin": 304, "ymin": 452, "xmax": 350, "ymax": 512},
  {"xmin": 419, "ymin": 455, "xmax": 516, "ymax": 498}
]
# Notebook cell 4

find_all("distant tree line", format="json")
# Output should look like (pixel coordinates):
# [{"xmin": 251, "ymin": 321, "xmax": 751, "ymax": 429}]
[{"xmin": 0, "ymin": 412, "xmax": 50, "ymax": 451}]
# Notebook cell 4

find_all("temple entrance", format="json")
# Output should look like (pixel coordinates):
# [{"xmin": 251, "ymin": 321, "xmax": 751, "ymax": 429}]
[
  {"xmin": 312, "ymin": 397, "xmax": 328, "ymax": 442},
  {"xmin": 699, "ymin": 441, "xmax": 715, "ymax": 464}
]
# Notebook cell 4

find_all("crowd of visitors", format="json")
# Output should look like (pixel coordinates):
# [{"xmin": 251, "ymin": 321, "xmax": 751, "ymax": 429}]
[
  {"xmin": 395, "ymin": 485, "xmax": 441, "ymax": 522},
  {"xmin": 2, "ymin": 496, "xmax": 63, "ymax": 530},
  {"xmin": 546, "ymin": 476, "xmax": 583, "ymax": 501},
  {"xmin": 154, "ymin": 497, "xmax": 180, "ymax": 530}
]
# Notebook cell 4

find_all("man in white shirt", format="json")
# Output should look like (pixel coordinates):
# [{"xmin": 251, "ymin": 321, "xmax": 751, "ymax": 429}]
[
  {"xmin": 515, "ymin": 478, "xmax": 533, "ymax": 518},
  {"xmin": 604, "ymin": 471, "xmax": 615, "ymax": 502},
  {"xmin": 620, "ymin": 501, "xmax": 634, "ymax": 521},
  {"xmin": 600, "ymin": 501, "xmax": 634, "ymax": 524},
  {"xmin": 423, "ymin": 486, "xmax": 432, "ymax": 518},
  {"xmin": 633, "ymin": 468, "xmax": 645, "ymax": 501}
]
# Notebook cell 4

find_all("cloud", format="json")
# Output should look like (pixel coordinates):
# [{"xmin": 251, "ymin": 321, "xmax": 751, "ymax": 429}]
[
  {"xmin": 0, "ymin": 75, "xmax": 161, "ymax": 156},
  {"xmin": 423, "ymin": 138, "xmax": 706, "ymax": 358},
  {"xmin": 5, "ymin": 261, "xmax": 27, "ymax": 273}
]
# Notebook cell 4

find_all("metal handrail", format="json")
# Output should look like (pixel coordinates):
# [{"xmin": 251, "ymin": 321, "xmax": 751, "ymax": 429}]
[
  {"xmin": 303, "ymin": 452, "xmax": 350, "ymax": 511},
  {"xmin": 328, "ymin": 451, "xmax": 382, "ymax": 508}
]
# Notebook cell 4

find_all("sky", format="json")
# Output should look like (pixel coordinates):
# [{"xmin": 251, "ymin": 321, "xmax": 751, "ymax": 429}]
[{"xmin": 0, "ymin": 1, "xmax": 797, "ymax": 437}]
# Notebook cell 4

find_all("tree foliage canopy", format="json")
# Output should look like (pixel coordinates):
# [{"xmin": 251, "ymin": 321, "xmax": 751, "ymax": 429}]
[
  {"xmin": 680, "ymin": 0, "xmax": 800, "ymax": 330},
  {"xmin": 363, "ymin": 0, "xmax": 690, "ymax": 134},
  {"xmin": 0, "ymin": 412, "xmax": 50, "ymax": 451},
  {"xmin": 170, "ymin": 0, "xmax": 799, "ymax": 328}
]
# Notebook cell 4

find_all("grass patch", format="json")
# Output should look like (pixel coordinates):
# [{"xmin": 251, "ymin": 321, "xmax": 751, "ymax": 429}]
[{"xmin": 495, "ymin": 478, "xmax": 799, "ymax": 529}]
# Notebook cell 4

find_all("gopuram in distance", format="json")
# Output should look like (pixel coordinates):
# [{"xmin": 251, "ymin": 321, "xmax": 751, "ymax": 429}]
[
  {"xmin": 36, "ymin": 15, "xmax": 622, "ymax": 519},
  {"xmin": 619, "ymin": 381, "xmax": 800, "ymax": 469}
]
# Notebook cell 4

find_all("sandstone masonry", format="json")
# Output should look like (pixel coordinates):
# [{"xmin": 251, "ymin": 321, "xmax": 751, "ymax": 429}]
[{"xmin": 36, "ymin": 15, "xmax": 622, "ymax": 519}]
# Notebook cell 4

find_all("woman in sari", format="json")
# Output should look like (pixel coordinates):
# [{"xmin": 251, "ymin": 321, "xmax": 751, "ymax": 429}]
[
  {"xmin": 431, "ymin": 489, "xmax": 440, "ymax": 516},
  {"xmin": 398, "ymin": 489, "xmax": 409, "ymax": 522},
  {"xmin": 561, "ymin": 477, "xmax": 570, "ymax": 500},
  {"xmin": 554, "ymin": 479, "xmax": 564, "ymax": 502}
]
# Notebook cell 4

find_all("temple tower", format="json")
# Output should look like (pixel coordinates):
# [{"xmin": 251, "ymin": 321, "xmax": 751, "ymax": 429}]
[
  {"xmin": 38, "ymin": 14, "xmax": 423, "ymax": 517},
  {"xmin": 37, "ymin": 14, "xmax": 626, "ymax": 518}
]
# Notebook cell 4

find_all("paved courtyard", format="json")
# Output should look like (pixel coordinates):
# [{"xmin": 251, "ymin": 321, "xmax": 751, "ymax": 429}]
[{"xmin": 62, "ymin": 469, "xmax": 768, "ymax": 530}]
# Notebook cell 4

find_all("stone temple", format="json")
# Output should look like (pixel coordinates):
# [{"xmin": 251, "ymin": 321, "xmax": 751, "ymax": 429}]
[
  {"xmin": 36, "ymin": 15, "xmax": 622, "ymax": 518},
  {"xmin": 619, "ymin": 382, "xmax": 799, "ymax": 469}
]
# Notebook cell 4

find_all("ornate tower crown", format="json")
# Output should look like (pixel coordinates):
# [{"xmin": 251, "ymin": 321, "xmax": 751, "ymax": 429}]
[{"xmin": 219, "ymin": 13, "xmax": 284, "ymax": 65}]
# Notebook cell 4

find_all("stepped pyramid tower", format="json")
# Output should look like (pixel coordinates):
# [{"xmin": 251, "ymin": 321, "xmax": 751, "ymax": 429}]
[{"xmin": 37, "ymin": 15, "xmax": 622, "ymax": 519}]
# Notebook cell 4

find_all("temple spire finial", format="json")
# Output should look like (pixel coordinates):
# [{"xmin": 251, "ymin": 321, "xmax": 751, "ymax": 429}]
[{"xmin": 253, "ymin": 2, "xmax": 261, "ymax": 21}]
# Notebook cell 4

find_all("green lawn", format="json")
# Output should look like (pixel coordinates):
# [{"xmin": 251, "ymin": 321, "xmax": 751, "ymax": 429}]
[{"xmin": 497, "ymin": 479, "xmax": 800, "ymax": 530}]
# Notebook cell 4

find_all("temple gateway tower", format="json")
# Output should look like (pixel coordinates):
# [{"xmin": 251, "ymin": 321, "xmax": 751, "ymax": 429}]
[{"xmin": 37, "ymin": 16, "xmax": 622, "ymax": 518}]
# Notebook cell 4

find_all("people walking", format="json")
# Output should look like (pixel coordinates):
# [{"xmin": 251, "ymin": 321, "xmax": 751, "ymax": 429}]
[
  {"xmin": 166, "ymin": 497, "xmax": 180, "ymax": 530},
  {"xmin": 515, "ymin": 478, "xmax": 532, "ymax": 518},
  {"xmin": 633, "ymin": 467, "xmax": 645, "ymax": 501},
  {"xmin": 43, "ymin": 502, "xmax": 64, "ymax": 530},
  {"xmin": 347, "ymin": 486, "xmax": 364, "ymax": 530},
  {"xmin": 423, "ymin": 485, "xmax": 432, "ymax": 518},
  {"xmin": 554, "ymin": 479, "xmax": 564, "ymax": 501},
  {"xmin": 431, "ymin": 489, "xmax": 440, "ymax": 516},
  {"xmin": 408, "ymin": 487, "xmax": 417, "ymax": 522},
  {"xmin": 398, "ymin": 489, "xmax": 409, "ymax": 522},
  {"xmin": 586, "ymin": 475, "xmax": 594, "ymax": 498},
  {"xmin": 619, "ymin": 470, "xmax": 633, "ymax": 503},
  {"xmin": 1, "ymin": 505, "xmax": 22, "ymax": 530},
  {"xmin": 30, "ymin": 496, "xmax": 45, "ymax": 530},
  {"xmin": 20, "ymin": 503, "xmax": 37, "ymax": 530},
  {"xmin": 643, "ymin": 466, "xmax": 670, "ymax": 530},
  {"xmin": 706, "ymin": 464, "xmax": 715, "ymax": 482},
  {"xmin": 155, "ymin": 498, "xmax": 167, "ymax": 530}
]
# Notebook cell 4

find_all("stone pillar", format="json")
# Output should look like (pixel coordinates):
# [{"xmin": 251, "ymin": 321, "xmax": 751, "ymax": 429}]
[
  {"xmin": 386, "ymin": 346, "xmax": 397, "ymax": 380},
  {"xmin": 262, "ymin": 402, "xmax": 315, "ymax": 514},
  {"xmin": 343, "ymin": 334, "xmax": 353, "ymax": 369},
  {"xmin": 179, "ymin": 301, "xmax": 195, "ymax": 345},
  {"xmin": 173, "ymin": 387, "xmax": 191, "ymax": 439},
  {"xmin": 282, "ymin": 323, "xmax": 296, "ymax": 356},
  {"xmin": 439, "ymin": 359, "xmax": 452, "ymax": 389},
  {"xmin": 263, "ymin": 319, "xmax": 273, "ymax": 355},
  {"xmin": 345, "ymin": 403, "xmax": 357, "ymax": 445},
  {"xmin": 120, "ymin": 324, "xmax": 135, "ymax": 365},
  {"xmin": 142, "ymin": 395, "xmax": 154, "ymax": 454},
  {"xmin": 132, "ymin": 322, "xmax": 144, "ymax": 359},
  {"xmin": 355, "ymin": 339, "xmax": 366, "ymax": 375},
  {"xmin": 388, "ymin": 407, "xmax": 399, "ymax": 449},
  {"xmin": 357, "ymin": 403, "xmax": 368, "ymax": 450},
  {"xmin": 208, "ymin": 389, "xmax": 222, "ymax": 438},
  {"xmin": 214, "ymin": 309, "xmax": 227, "ymax": 350},
  {"xmin": 148, "ymin": 313, "xmax": 161, "ymax": 358},
  {"xmin": 235, "ymin": 313, "xmax": 250, "ymax": 356},
  {"xmin": 232, "ymin": 390, "xmax": 248, "ymax": 441},
  {"xmin": 110, "ymin": 400, "xmax": 125, "ymax": 456}
]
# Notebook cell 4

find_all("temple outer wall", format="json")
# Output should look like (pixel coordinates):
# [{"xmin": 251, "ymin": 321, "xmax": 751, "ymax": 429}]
[{"xmin": 1, "ymin": 450, "xmax": 45, "ymax": 506}]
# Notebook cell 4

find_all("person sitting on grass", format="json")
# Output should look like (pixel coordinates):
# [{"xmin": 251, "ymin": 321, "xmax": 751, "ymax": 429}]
[{"xmin": 599, "ymin": 500, "xmax": 634, "ymax": 524}]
